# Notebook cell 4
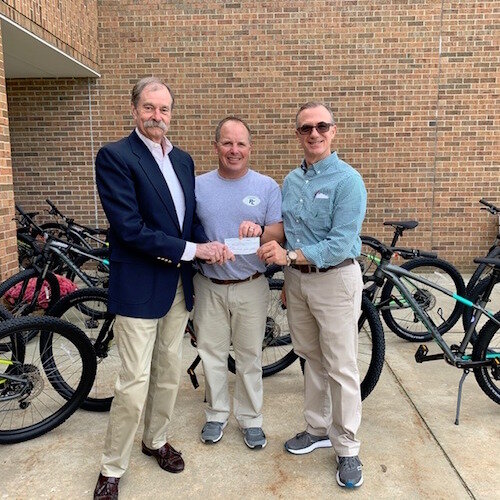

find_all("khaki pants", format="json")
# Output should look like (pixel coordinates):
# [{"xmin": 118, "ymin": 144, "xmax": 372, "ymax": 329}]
[
  {"xmin": 100, "ymin": 279, "xmax": 189, "ymax": 478},
  {"xmin": 193, "ymin": 273, "xmax": 269, "ymax": 428},
  {"xmin": 284, "ymin": 262, "xmax": 363, "ymax": 456}
]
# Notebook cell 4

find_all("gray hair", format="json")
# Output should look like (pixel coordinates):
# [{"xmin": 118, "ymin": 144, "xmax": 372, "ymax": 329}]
[
  {"xmin": 215, "ymin": 116, "xmax": 252, "ymax": 143},
  {"xmin": 295, "ymin": 102, "xmax": 335, "ymax": 127},
  {"xmin": 131, "ymin": 77, "xmax": 175, "ymax": 109}
]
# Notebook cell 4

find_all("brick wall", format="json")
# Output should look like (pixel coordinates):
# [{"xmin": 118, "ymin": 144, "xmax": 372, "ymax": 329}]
[
  {"xmin": 7, "ymin": 78, "xmax": 102, "ymax": 226},
  {"xmin": 0, "ymin": 0, "xmax": 99, "ymax": 70},
  {"xmin": 5, "ymin": 1, "xmax": 499, "ymax": 270},
  {"xmin": 0, "ymin": 23, "xmax": 17, "ymax": 280}
]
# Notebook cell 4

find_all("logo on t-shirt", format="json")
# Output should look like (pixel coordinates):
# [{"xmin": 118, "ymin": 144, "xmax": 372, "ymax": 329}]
[{"xmin": 243, "ymin": 195, "xmax": 261, "ymax": 206}]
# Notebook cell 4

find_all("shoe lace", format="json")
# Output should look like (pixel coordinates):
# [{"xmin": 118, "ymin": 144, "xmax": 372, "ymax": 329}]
[
  {"xmin": 339, "ymin": 456, "xmax": 362, "ymax": 471},
  {"xmin": 246, "ymin": 427, "xmax": 264, "ymax": 437}
]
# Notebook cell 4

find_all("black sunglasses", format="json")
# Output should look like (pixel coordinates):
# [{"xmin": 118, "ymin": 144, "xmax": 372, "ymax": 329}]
[{"xmin": 296, "ymin": 122, "xmax": 334, "ymax": 135}]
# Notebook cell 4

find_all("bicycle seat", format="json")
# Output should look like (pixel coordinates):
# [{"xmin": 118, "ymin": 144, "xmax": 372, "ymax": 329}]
[{"xmin": 383, "ymin": 220, "xmax": 418, "ymax": 230}]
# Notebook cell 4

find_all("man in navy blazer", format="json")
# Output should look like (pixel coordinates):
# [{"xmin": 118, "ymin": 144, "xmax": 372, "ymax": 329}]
[{"xmin": 93, "ymin": 77, "xmax": 230, "ymax": 500}]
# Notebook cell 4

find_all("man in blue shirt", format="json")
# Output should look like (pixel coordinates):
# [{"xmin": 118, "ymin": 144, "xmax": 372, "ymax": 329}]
[{"xmin": 258, "ymin": 102, "xmax": 367, "ymax": 489}]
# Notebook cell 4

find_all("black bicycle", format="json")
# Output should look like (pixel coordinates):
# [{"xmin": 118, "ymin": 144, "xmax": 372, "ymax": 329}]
[
  {"xmin": 462, "ymin": 199, "xmax": 499, "ymax": 333},
  {"xmin": 359, "ymin": 220, "xmax": 466, "ymax": 342},
  {"xmin": 0, "ymin": 310, "xmax": 97, "ymax": 443},
  {"xmin": 362, "ymin": 240, "xmax": 500, "ymax": 423}
]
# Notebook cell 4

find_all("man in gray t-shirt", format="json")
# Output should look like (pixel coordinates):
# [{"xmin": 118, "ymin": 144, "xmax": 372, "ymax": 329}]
[{"xmin": 193, "ymin": 117, "xmax": 283, "ymax": 450}]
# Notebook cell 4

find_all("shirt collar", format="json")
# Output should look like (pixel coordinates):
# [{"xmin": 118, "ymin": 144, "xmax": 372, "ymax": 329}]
[
  {"xmin": 300, "ymin": 152, "xmax": 338, "ymax": 175},
  {"xmin": 135, "ymin": 127, "xmax": 173, "ymax": 156}
]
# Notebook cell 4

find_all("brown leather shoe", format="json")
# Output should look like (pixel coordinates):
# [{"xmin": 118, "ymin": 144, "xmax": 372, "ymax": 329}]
[
  {"xmin": 94, "ymin": 473, "xmax": 119, "ymax": 500},
  {"xmin": 141, "ymin": 442, "xmax": 185, "ymax": 473}
]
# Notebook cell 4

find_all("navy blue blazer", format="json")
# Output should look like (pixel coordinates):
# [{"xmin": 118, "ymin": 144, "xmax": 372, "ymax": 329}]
[{"xmin": 95, "ymin": 130, "xmax": 208, "ymax": 318}]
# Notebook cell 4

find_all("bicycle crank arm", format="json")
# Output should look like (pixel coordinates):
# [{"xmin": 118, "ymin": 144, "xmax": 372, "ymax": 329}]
[{"xmin": 414, "ymin": 344, "xmax": 444, "ymax": 363}]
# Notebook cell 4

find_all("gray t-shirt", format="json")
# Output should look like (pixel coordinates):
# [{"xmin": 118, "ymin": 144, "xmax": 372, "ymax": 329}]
[{"xmin": 195, "ymin": 168, "xmax": 282, "ymax": 280}]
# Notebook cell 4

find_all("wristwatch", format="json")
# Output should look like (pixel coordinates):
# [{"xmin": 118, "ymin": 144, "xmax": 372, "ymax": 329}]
[{"xmin": 286, "ymin": 250, "xmax": 298, "ymax": 266}]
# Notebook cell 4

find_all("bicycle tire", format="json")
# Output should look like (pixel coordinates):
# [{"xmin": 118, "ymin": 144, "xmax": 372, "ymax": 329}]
[
  {"xmin": 227, "ymin": 278, "xmax": 297, "ymax": 377},
  {"xmin": 0, "ymin": 316, "xmax": 96, "ymax": 444},
  {"xmin": 465, "ymin": 246, "xmax": 500, "ymax": 297},
  {"xmin": 47, "ymin": 288, "xmax": 116, "ymax": 412},
  {"xmin": 461, "ymin": 277, "xmax": 498, "ymax": 341},
  {"xmin": 65, "ymin": 247, "xmax": 109, "ymax": 290},
  {"xmin": 358, "ymin": 235, "xmax": 384, "ymax": 285},
  {"xmin": 380, "ymin": 257, "xmax": 465, "ymax": 342},
  {"xmin": 297, "ymin": 295, "xmax": 385, "ymax": 401},
  {"xmin": 0, "ymin": 269, "xmax": 61, "ymax": 352},
  {"xmin": 472, "ymin": 311, "xmax": 500, "ymax": 404},
  {"xmin": 357, "ymin": 295, "xmax": 385, "ymax": 400}
]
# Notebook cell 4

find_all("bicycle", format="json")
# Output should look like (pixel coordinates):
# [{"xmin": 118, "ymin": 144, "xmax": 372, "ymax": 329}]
[
  {"xmin": 364, "ymin": 238, "xmax": 500, "ymax": 423},
  {"xmin": 359, "ymin": 220, "xmax": 466, "ymax": 342},
  {"xmin": 187, "ymin": 269, "xmax": 385, "ymax": 401},
  {"xmin": 41, "ymin": 198, "xmax": 109, "ymax": 251},
  {"xmin": 465, "ymin": 199, "xmax": 499, "ymax": 295},
  {"xmin": 0, "ymin": 311, "xmax": 97, "ymax": 443},
  {"xmin": 14, "ymin": 203, "xmax": 109, "ymax": 288},
  {"xmin": 462, "ymin": 199, "xmax": 499, "ymax": 332}
]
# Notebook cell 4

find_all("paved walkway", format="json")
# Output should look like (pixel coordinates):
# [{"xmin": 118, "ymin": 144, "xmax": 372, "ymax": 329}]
[{"xmin": 1, "ymin": 287, "xmax": 499, "ymax": 499}]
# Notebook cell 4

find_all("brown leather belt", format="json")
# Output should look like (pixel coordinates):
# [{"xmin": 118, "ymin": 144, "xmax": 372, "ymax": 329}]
[
  {"xmin": 208, "ymin": 271, "xmax": 262, "ymax": 285},
  {"xmin": 291, "ymin": 258, "xmax": 354, "ymax": 274}
]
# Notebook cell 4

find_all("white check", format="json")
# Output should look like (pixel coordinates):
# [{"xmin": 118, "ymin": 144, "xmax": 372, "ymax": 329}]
[{"xmin": 224, "ymin": 237, "xmax": 260, "ymax": 255}]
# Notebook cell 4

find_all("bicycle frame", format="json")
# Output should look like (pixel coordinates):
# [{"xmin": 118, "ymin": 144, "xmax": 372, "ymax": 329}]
[
  {"xmin": 381, "ymin": 263, "xmax": 500, "ymax": 368},
  {"xmin": 45, "ymin": 239, "xmax": 109, "ymax": 288}
]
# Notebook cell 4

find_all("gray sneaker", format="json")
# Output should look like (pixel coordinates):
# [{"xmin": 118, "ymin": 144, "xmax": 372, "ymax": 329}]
[
  {"xmin": 201, "ymin": 421, "xmax": 227, "ymax": 444},
  {"xmin": 336, "ymin": 456, "xmax": 363, "ymax": 488},
  {"xmin": 242, "ymin": 427, "xmax": 267, "ymax": 449},
  {"xmin": 284, "ymin": 431, "xmax": 332, "ymax": 455}
]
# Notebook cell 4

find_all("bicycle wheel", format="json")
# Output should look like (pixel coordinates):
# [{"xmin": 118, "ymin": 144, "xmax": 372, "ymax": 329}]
[
  {"xmin": 358, "ymin": 236, "xmax": 383, "ymax": 285},
  {"xmin": 227, "ymin": 278, "xmax": 298, "ymax": 377},
  {"xmin": 466, "ymin": 246, "xmax": 500, "ymax": 297},
  {"xmin": 0, "ymin": 269, "xmax": 61, "ymax": 352},
  {"xmin": 461, "ymin": 277, "xmax": 498, "ymax": 340},
  {"xmin": 47, "ymin": 288, "xmax": 117, "ymax": 412},
  {"xmin": 0, "ymin": 316, "xmax": 96, "ymax": 444},
  {"xmin": 65, "ymin": 247, "xmax": 109, "ymax": 289},
  {"xmin": 358, "ymin": 295, "xmax": 385, "ymax": 400},
  {"xmin": 381, "ymin": 257, "xmax": 465, "ymax": 342},
  {"xmin": 0, "ymin": 269, "xmax": 61, "ymax": 317},
  {"xmin": 472, "ymin": 311, "xmax": 500, "ymax": 404}
]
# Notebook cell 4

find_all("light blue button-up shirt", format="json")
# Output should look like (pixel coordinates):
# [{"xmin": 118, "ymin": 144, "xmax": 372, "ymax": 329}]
[{"xmin": 282, "ymin": 152, "xmax": 367, "ymax": 268}]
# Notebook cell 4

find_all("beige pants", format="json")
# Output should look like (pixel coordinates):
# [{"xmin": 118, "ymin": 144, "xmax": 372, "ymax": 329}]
[
  {"xmin": 193, "ymin": 273, "xmax": 269, "ymax": 428},
  {"xmin": 284, "ymin": 262, "xmax": 363, "ymax": 456},
  {"xmin": 100, "ymin": 279, "xmax": 189, "ymax": 478}
]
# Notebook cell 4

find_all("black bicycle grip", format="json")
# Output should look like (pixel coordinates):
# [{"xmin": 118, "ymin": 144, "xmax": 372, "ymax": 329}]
[
  {"xmin": 419, "ymin": 250, "xmax": 438, "ymax": 258},
  {"xmin": 45, "ymin": 198, "xmax": 62, "ymax": 215}
]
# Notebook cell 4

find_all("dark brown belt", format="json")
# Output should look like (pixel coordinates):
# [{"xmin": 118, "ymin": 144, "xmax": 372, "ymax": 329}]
[
  {"xmin": 208, "ymin": 271, "xmax": 262, "ymax": 285},
  {"xmin": 291, "ymin": 258, "xmax": 354, "ymax": 274}
]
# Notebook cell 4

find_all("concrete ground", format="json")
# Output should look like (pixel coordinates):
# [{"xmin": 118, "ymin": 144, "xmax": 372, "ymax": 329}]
[{"xmin": 1, "ymin": 283, "xmax": 499, "ymax": 499}]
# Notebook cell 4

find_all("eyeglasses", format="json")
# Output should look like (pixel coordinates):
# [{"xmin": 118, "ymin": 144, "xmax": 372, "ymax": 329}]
[{"xmin": 296, "ymin": 122, "xmax": 334, "ymax": 135}]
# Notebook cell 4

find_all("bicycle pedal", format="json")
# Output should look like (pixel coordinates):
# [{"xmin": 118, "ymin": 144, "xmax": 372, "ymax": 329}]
[{"xmin": 415, "ymin": 344, "xmax": 429, "ymax": 363}]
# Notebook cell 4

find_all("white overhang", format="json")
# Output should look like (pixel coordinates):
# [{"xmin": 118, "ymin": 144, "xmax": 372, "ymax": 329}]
[{"xmin": 0, "ymin": 14, "xmax": 100, "ymax": 78}]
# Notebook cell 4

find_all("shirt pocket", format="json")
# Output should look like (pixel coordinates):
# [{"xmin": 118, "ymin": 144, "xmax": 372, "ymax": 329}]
[{"xmin": 309, "ymin": 198, "xmax": 332, "ymax": 229}]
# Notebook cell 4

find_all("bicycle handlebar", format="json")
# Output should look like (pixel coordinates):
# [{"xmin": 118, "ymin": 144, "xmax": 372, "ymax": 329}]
[
  {"xmin": 479, "ymin": 198, "xmax": 499, "ymax": 215},
  {"xmin": 45, "ymin": 198, "xmax": 64, "ymax": 218},
  {"xmin": 15, "ymin": 204, "xmax": 44, "ymax": 236}
]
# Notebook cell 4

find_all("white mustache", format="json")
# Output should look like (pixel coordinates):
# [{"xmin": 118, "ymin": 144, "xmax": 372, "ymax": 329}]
[{"xmin": 144, "ymin": 120, "xmax": 167, "ymax": 131}]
